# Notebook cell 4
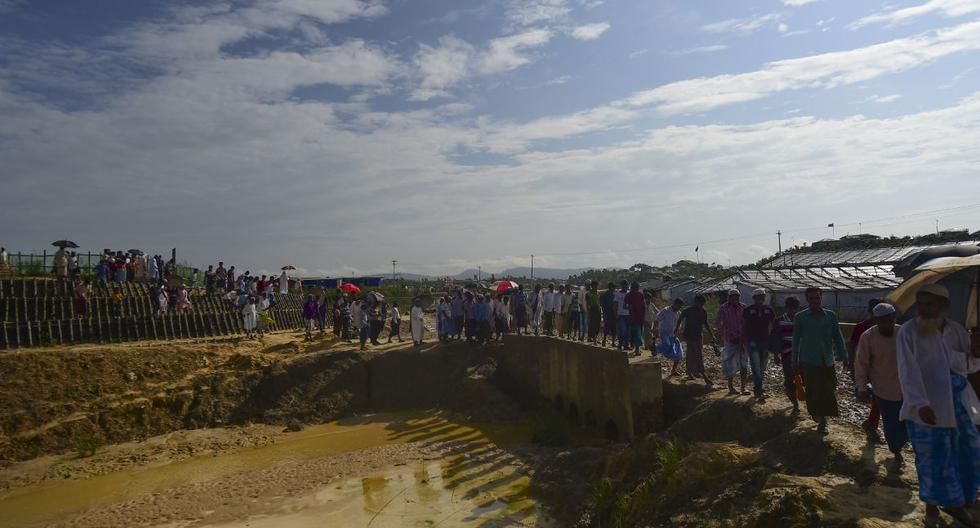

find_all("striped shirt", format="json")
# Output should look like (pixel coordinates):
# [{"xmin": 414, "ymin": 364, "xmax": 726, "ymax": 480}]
[
  {"xmin": 775, "ymin": 313, "xmax": 795, "ymax": 359},
  {"xmin": 715, "ymin": 302, "xmax": 746, "ymax": 343}
]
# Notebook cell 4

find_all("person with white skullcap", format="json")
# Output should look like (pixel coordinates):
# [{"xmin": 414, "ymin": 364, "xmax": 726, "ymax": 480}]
[
  {"xmin": 898, "ymin": 284, "xmax": 980, "ymax": 528},
  {"xmin": 855, "ymin": 302, "xmax": 907, "ymax": 468}
]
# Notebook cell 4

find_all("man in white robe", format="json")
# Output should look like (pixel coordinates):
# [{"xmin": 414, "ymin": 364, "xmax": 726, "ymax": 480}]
[
  {"xmin": 897, "ymin": 283, "xmax": 980, "ymax": 527},
  {"xmin": 279, "ymin": 271, "xmax": 288, "ymax": 295},
  {"xmin": 411, "ymin": 298, "xmax": 425, "ymax": 346}
]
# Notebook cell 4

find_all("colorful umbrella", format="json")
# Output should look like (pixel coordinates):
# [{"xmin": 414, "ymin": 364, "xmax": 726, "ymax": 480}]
[
  {"xmin": 340, "ymin": 283, "xmax": 360, "ymax": 293},
  {"xmin": 887, "ymin": 254, "xmax": 980, "ymax": 329},
  {"xmin": 494, "ymin": 280, "xmax": 519, "ymax": 292}
]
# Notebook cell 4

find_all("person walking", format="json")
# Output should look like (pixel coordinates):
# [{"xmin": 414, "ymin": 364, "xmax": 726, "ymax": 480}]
[
  {"xmin": 411, "ymin": 298, "xmax": 425, "ymax": 346},
  {"xmin": 451, "ymin": 291, "xmax": 465, "ymax": 341},
  {"xmin": 771, "ymin": 297, "xmax": 801, "ymax": 413},
  {"xmin": 357, "ymin": 301, "xmax": 372, "ymax": 350},
  {"xmin": 514, "ymin": 285, "xmax": 529, "ymax": 336},
  {"xmin": 743, "ymin": 288, "xmax": 775, "ymax": 402},
  {"xmin": 643, "ymin": 292, "xmax": 659, "ymax": 351},
  {"xmin": 897, "ymin": 284, "xmax": 980, "ymax": 528},
  {"xmin": 543, "ymin": 284, "xmax": 557, "ymax": 336},
  {"xmin": 852, "ymin": 299, "xmax": 885, "ymax": 443},
  {"xmin": 655, "ymin": 298, "xmax": 684, "ymax": 375},
  {"xmin": 586, "ymin": 281, "xmax": 602, "ymax": 344},
  {"xmin": 624, "ymin": 281, "xmax": 646, "ymax": 356},
  {"xmin": 242, "ymin": 297, "xmax": 258, "ymax": 339},
  {"xmin": 569, "ymin": 289, "xmax": 582, "ymax": 341},
  {"xmin": 529, "ymin": 284, "xmax": 543, "ymax": 336},
  {"xmin": 339, "ymin": 297, "xmax": 352, "ymax": 342},
  {"xmin": 716, "ymin": 289, "xmax": 749, "ymax": 396},
  {"xmin": 675, "ymin": 294, "xmax": 715, "ymax": 387},
  {"xmin": 792, "ymin": 287, "xmax": 847, "ymax": 435},
  {"xmin": 302, "ymin": 294, "xmax": 318, "ymax": 342},
  {"xmin": 279, "ymin": 271, "xmax": 288, "ymax": 295},
  {"xmin": 615, "ymin": 281, "xmax": 630, "ymax": 350},
  {"xmin": 855, "ymin": 302, "xmax": 907, "ymax": 468},
  {"xmin": 600, "ymin": 282, "xmax": 616, "ymax": 347},
  {"xmin": 388, "ymin": 302, "xmax": 403, "ymax": 343}
]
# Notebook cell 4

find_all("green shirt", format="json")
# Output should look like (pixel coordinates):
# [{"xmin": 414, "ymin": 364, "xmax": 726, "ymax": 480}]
[
  {"xmin": 585, "ymin": 291, "xmax": 600, "ymax": 310},
  {"xmin": 791, "ymin": 308, "xmax": 847, "ymax": 367}
]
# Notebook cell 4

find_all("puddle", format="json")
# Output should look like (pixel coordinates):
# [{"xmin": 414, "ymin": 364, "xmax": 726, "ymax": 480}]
[
  {"xmin": 198, "ymin": 456, "xmax": 555, "ymax": 527},
  {"xmin": 0, "ymin": 412, "xmax": 540, "ymax": 528}
]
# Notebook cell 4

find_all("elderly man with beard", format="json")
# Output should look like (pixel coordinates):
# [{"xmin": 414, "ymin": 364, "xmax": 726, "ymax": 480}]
[
  {"xmin": 898, "ymin": 284, "xmax": 980, "ymax": 528},
  {"xmin": 855, "ymin": 302, "xmax": 907, "ymax": 468}
]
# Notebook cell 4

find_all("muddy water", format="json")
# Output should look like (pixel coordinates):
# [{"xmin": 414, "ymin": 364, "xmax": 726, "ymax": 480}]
[
  {"xmin": 0, "ymin": 413, "xmax": 553, "ymax": 528},
  {"xmin": 199, "ymin": 456, "xmax": 552, "ymax": 528}
]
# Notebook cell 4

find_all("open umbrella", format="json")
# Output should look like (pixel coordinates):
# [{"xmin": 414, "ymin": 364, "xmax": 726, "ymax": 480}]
[
  {"xmin": 281, "ymin": 265, "xmax": 296, "ymax": 271},
  {"xmin": 128, "ymin": 249, "xmax": 144, "ymax": 256},
  {"xmin": 494, "ymin": 280, "xmax": 519, "ymax": 292},
  {"xmin": 365, "ymin": 291, "xmax": 385, "ymax": 303},
  {"xmin": 51, "ymin": 240, "xmax": 79, "ymax": 248},
  {"xmin": 886, "ymin": 254, "xmax": 980, "ymax": 329},
  {"xmin": 340, "ymin": 283, "xmax": 360, "ymax": 293}
]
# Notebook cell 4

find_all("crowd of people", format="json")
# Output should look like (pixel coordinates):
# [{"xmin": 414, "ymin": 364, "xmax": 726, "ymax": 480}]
[
  {"xmin": 302, "ymin": 278, "xmax": 980, "ymax": 526},
  {"xmin": 300, "ymin": 292, "xmax": 425, "ymax": 349},
  {"xmin": 46, "ymin": 248, "xmax": 301, "ymax": 341}
]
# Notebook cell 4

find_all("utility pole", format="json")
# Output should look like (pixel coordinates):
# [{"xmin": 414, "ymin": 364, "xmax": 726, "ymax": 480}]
[
  {"xmin": 777, "ymin": 230, "xmax": 783, "ymax": 267},
  {"xmin": 478, "ymin": 266, "xmax": 482, "ymax": 281},
  {"xmin": 936, "ymin": 219, "xmax": 940, "ymax": 234},
  {"xmin": 530, "ymin": 254, "xmax": 534, "ymax": 280},
  {"xmin": 391, "ymin": 260, "xmax": 397, "ymax": 281}
]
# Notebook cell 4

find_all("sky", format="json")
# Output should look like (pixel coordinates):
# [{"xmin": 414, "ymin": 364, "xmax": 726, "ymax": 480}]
[{"xmin": 2, "ymin": 0, "xmax": 980, "ymax": 278}]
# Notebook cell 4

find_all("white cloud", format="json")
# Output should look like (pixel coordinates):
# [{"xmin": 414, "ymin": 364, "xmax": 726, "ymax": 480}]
[
  {"xmin": 546, "ymin": 75, "xmax": 573, "ymax": 85},
  {"xmin": 782, "ymin": 0, "xmax": 819, "ymax": 5},
  {"xmin": 569, "ymin": 22, "xmax": 610, "ymax": 40},
  {"xmin": 624, "ymin": 20, "xmax": 980, "ymax": 114},
  {"xmin": 866, "ymin": 94, "xmax": 904, "ymax": 103},
  {"xmin": 505, "ymin": 0, "xmax": 572, "ymax": 26},
  {"xmin": 628, "ymin": 49, "xmax": 649, "ymax": 59},
  {"xmin": 665, "ymin": 44, "xmax": 728, "ymax": 56},
  {"xmin": 851, "ymin": 0, "xmax": 980, "ymax": 29},
  {"xmin": 701, "ymin": 13, "xmax": 783, "ymax": 34},
  {"xmin": 409, "ymin": 29, "xmax": 552, "ymax": 101}
]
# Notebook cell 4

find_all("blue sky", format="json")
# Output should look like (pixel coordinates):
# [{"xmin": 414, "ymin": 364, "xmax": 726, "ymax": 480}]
[{"xmin": 2, "ymin": 0, "xmax": 980, "ymax": 277}]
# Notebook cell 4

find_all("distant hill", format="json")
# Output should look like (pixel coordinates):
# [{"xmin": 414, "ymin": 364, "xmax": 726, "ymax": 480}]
[
  {"xmin": 443, "ymin": 267, "xmax": 591, "ymax": 281},
  {"xmin": 499, "ymin": 267, "xmax": 591, "ymax": 280}
]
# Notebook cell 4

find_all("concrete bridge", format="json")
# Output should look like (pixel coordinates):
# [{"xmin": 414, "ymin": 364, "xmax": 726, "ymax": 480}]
[{"xmin": 493, "ymin": 335, "xmax": 663, "ymax": 441}]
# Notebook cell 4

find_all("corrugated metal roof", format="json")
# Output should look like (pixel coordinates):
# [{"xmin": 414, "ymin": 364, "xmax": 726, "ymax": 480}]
[
  {"xmin": 689, "ymin": 265, "xmax": 900, "ymax": 295},
  {"xmin": 762, "ymin": 243, "xmax": 972, "ymax": 268}
]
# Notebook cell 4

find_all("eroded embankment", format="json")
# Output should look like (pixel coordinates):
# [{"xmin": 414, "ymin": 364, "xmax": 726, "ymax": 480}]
[
  {"xmin": 0, "ymin": 336, "xmax": 504, "ymax": 462},
  {"xmin": 580, "ymin": 380, "xmax": 922, "ymax": 528}
]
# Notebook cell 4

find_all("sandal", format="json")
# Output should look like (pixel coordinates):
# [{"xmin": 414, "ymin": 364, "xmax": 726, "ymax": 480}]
[{"xmin": 942, "ymin": 506, "xmax": 980, "ymax": 528}]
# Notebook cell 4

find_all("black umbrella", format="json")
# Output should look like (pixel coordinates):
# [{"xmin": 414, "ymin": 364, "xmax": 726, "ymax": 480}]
[
  {"xmin": 51, "ymin": 240, "xmax": 79, "ymax": 248},
  {"xmin": 128, "ymin": 249, "xmax": 145, "ymax": 256},
  {"xmin": 365, "ymin": 291, "xmax": 385, "ymax": 303}
]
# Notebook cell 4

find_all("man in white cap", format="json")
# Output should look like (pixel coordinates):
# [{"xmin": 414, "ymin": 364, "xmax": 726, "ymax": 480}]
[
  {"xmin": 855, "ymin": 302, "xmax": 907, "ymax": 468},
  {"xmin": 743, "ymin": 288, "xmax": 775, "ymax": 402},
  {"xmin": 897, "ymin": 283, "xmax": 980, "ymax": 527},
  {"xmin": 716, "ymin": 288, "xmax": 748, "ymax": 395}
]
